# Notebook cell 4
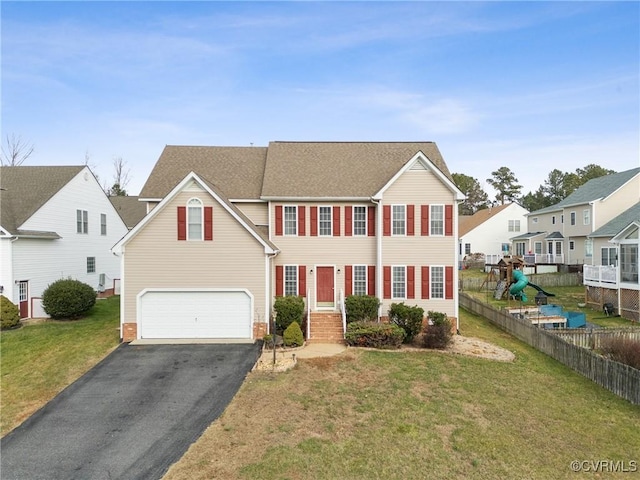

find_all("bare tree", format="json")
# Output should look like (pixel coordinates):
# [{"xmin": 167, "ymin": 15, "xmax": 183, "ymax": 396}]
[
  {"xmin": 106, "ymin": 156, "xmax": 131, "ymax": 196},
  {"xmin": 1, "ymin": 134, "xmax": 34, "ymax": 166}
]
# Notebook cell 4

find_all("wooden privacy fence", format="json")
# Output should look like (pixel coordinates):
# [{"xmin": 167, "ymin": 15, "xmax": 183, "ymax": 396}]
[
  {"xmin": 460, "ymin": 273, "xmax": 581, "ymax": 291},
  {"xmin": 553, "ymin": 328, "xmax": 640, "ymax": 350},
  {"xmin": 459, "ymin": 292, "xmax": 640, "ymax": 405}
]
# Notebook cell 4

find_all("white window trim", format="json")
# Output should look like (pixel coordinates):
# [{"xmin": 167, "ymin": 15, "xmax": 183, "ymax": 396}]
[
  {"xmin": 284, "ymin": 264, "xmax": 299, "ymax": 296},
  {"xmin": 392, "ymin": 204, "xmax": 406, "ymax": 236},
  {"xmin": 430, "ymin": 204, "xmax": 445, "ymax": 236},
  {"xmin": 353, "ymin": 205, "xmax": 367, "ymax": 236},
  {"xmin": 100, "ymin": 213, "xmax": 107, "ymax": 236},
  {"xmin": 87, "ymin": 256, "xmax": 96, "ymax": 274},
  {"xmin": 353, "ymin": 264, "xmax": 368, "ymax": 296},
  {"xmin": 430, "ymin": 265, "xmax": 445, "ymax": 299},
  {"xmin": 570, "ymin": 211, "xmax": 576, "ymax": 226},
  {"xmin": 77, "ymin": 209, "xmax": 88, "ymax": 234},
  {"xmin": 391, "ymin": 265, "xmax": 406, "ymax": 299},
  {"xmin": 283, "ymin": 205, "xmax": 298, "ymax": 236},
  {"xmin": 187, "ymin": 198, "xmax": 204, "ymax": 241},
  {"xmin": 583, "ymin": 209, "xmax": 590, "ymax": 226},
  {"xmin": 318, "ymin": 205, "xmax": 333, "ymax": 237}
]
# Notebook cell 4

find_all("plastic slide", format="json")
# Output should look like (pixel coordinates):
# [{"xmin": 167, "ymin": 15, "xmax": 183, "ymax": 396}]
[{"xmin": 509, "ymin": 270, "xmax": 556, "ymax": 302}]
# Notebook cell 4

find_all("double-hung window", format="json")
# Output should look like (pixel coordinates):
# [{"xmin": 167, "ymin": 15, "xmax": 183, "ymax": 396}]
[
  {"xmin": 602, "ymin": 247, "xmax": 617, "ymax": 266},
  {"xmin": 319, "ymin": 206, "xmax": 332, "ymax": 236},
  {"xmin": 431, "ymin": 266, "xmax": 444, "ymax": 299},
  {"xmin": 187, "ymin": 198, "xmax": 203, "ymax": 240},
  {"xmin": 100, "ymin": 213, "xmax": 107, "ymax": 235},
  {"xmin": 76, "ymin": 209, "xmax": 88, "ymax": 234},
  {"xmin": 87, "ymin": 257, "xmax": 96, "ymax": 274},
  {"xmin": 284, "ymin": 265, "xmax": 298, "ymax": 296},
  {"xmin": 508, "ymin": 220, "xmax": 520, "ymax": 232},
  {"xmin": 284, "ymin": 206, "xmax": 297, "ymax": 235},
  {"xmin": 570, "ymin": 211, "xmax": 576, "ymax": 226},
  {"xmin": 392, "ymin": 266, "xmax": 406, "ymax": 299},
  {"xmin": 583, "ymin": 209, "xmax": 590, "ymax": 226},
  {"xmin": 430, "ymin": 205, "xmax": 444, "ymax": 235},
  {"xmin": 353, "ymin": 265, "xmax": 367, "ymax": 296},
  {"xmin": 392, "ymin": 205, "xmax": 406, "ymax": 235},
  {"xmin": 353, "ymin": 206, "xmax": 367, "ymax": 236}
]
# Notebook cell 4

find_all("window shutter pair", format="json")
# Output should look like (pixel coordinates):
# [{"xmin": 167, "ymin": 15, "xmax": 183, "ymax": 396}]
[
  {"xmin": 274, "ymin": 265, "xmax": 306, "ymax": 297},
  {"xmin": 420, "ymin": 205, "xmax": 453, "ymax": 236},
  {"xmin": 344, "ymin": 265, "xmax": 376, "ymax": 296},
  {"xmin": 177, "ymin": 206, "xmax": 213, "ymax": 241},
  {"xmin": 383, "ymin": 205, "xmax": 415, "ymax": 236},
  {"xmin": 420, "ymin": 265, "xmax": 454, "ymax": 299},
  {"xmin": 274, "ymin": 205, "xmax": 306, "ymax": 236},
  {"xmin": 343, "ymin": 206, "xmax": 376, "ymax": 237},
  {"xmin": 382, "ymin": 266, "xmax": 414, "ymax": 298}
]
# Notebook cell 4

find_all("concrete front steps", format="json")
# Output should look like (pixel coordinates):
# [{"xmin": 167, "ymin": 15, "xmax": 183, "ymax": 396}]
[{"xmin": 307, "ymin": 312, "xmax": 345, "ymax": 344}]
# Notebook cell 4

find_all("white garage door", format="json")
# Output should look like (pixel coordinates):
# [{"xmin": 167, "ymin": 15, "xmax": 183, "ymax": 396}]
[{"xmin": 139, "ymin": 290, "xmax": 252, "ymax": 339}]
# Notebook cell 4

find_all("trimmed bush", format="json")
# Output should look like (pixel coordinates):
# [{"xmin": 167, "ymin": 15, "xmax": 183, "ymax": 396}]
[
  {"xmin": 389, "ymin": 302, "xmax": 424, "ymax": 343},
  {"xmin": 345, "ymin": 321, "xmax": 405, "ymax": 349},
  {"xmin": 42, "ymin": 278, "xmax": 96, "ymax": 320},
  {"xmin": 273, "ymin": 295, "xmax": 305, "ymax": 334},
  {"xmin": 345, "ymin": 295, "xmax": 380, "ymax": 323},
  {"xmin": 599, "ymin": 337, "xmax": 640, "ymax": 370},
  {"xmin": 422, "ymin": 311, "xmax": 453, "ymax": 349},
  {"xmin": 1, "ymin": 295, "xmax": 20, "ymax": 330},
  {"xmin": 283, "ymin": 321, "xmax": 304, "ymax": 347}
]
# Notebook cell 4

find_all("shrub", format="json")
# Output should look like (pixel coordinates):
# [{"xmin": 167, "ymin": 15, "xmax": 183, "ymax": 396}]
[
  {"xmin": 345, "ymin": 295, "xmax": 380, "ymax": 323},
  {"xmin": 42, "ymin": 278, "xmax": 96, "ymax": 320},
  {"xmin": 389, "ymin": 302, "xmax": 424, "ymax": 343},
  {"xmin": 283, "ymin": 321, "xmax": 304, "ymax": 347},
  {"xmin": 273, "ymin": 296, "xmax": 305, "ymax": 334},
  {"xmin": 345, "ymin": 321, "xmax": 405, "ymax": 349},
  {"xmin": 0, "ymin": 295, "xmax": 20, "ymax": 330},
  {"xmin": 598, "ymin": 337, "xmax": 640, "ymax": 370},
  {"xmin": 422, "ymin": 311, "xmax": 453, "ymax": 349}
]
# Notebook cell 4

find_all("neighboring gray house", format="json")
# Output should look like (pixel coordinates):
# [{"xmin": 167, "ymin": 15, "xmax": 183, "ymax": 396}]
[
  {"xmin": 584, "ymin": 202, "xmax": 640, "ymax": 321},
  {"xmin": 513, "ymin": 168, "xmax": 640, "ymax": 268}
]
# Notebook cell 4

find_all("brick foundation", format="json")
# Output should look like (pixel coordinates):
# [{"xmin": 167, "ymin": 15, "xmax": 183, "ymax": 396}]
[
  {"xmin": 122, "ymin": 323, "xmax": 137, "ymax": 342},
  {"xmin": 253, "ymin": 322, "xmax": 268, "ymax": 339}
]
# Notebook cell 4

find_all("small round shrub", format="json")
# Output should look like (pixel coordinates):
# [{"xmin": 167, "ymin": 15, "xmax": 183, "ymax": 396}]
[
  {"xmin": 273, "ymin": 295, "xmax": 305, "ymax": 334},
  {"xmin": 389, "ymin": 302, "xmax": 424, "ymax": 343},
  {"xmin": 345, "ymin": 295, "xmax": 381, "ymax": 323},
  {"xmin": 0, "ymin": 295, "xmax": 21, "ymax": 330},
  {"xmin": 422, "ymin": 311, "xmax": 453, "ymax": 349},
  {"xmin": 283, "ymin": 321, "xmax": 304, "ymax": 347},
  {"xmin": 42, "ymin": 278, "xmax": 96, "ymax": 320}
]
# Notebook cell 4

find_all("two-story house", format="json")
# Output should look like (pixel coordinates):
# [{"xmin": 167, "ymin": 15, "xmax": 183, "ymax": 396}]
[
  {"xmin": 512, "ymin": 168, "xmax": 640, "ymax": 269},
  {"xmin": 0, "ymin": 166, "xmax": 128, "ymax": 318},
  {"xmin": 112, "ymin": 142, "xmax": 464, "ymax": 342},
  {"xmin": 458, "ymin": 203, "xmax": 529, "ymax": 266}
]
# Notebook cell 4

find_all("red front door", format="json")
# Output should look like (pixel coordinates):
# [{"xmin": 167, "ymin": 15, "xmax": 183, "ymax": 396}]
[
  {"xmin": 316, "ymin": 267, "xmax": 334, "ymax": 306},
  {"xmin": 18, "ymin": 281, "xmax": 28, "ymax": 318}
]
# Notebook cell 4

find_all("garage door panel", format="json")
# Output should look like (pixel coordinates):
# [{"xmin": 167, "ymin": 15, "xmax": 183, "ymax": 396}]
[{"xmin": 140, "ymin": 291, "xmax": 251, "ymax": 339}]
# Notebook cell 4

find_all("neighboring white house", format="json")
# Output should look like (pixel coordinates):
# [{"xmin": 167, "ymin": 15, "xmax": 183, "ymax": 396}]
[
  {"xmin": 0, "ymin": 166, "xmax": 128, "ymax": 318},
  {"xmin": 458, "ymin": 203, "xmax": 529, "ymax": 266}
]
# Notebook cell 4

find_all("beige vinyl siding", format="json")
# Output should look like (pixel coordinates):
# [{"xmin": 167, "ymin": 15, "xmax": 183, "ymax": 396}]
[
  {"xmin": 562, "ymin": 204, "xmax": 592, "ymax": 237},
  {"xmin": 528, "ymin": 211, "xmax": 562, "ymax": 234},
  {"xmin": 595, "ymin": 177, "xmax": 640, "ymax": 229},
  {"xmin": 123, "ymin": 189, "xmax": 267, "ymax": 328},
  {"xmin": 236, "ymin": 201, "xmax": 269, "ymax": 226}
]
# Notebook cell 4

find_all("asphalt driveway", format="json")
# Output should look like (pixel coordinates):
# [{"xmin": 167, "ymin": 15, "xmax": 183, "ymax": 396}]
[{"xmin": 1, "ymin": 342, "xmax": 261, "ymax": 480}]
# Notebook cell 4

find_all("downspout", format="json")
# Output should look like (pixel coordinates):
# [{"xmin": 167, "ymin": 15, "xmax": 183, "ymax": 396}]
[{"xmin": 371, "ymin": 196, "xmax": 383, "ymax": 321}]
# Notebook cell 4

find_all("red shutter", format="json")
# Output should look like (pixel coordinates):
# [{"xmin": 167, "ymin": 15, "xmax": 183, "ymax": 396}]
[
  {"xmin": 367, "ymin": 266, "xmax": 376, "ymax": 296},
  {"xmin": 421, "ymin": 205, "xmax": 429, "ymax": 236},
  {"xmin": 368, "ymin": 206, "xmax": 376, "ymax": 236},
  {"xmin": 177, "ymin": 206, "xmax": 186, "ymax": 240},
  {"xmin": 407, "ymin": 266, "xmax": 415, "ymax": 299},
  {"xmin": 310, "ymin": 206, "xmax": 318, "ymax": 236},
  {"xmin": 204, "ymin": 206, "xmax": 213, "ymax": 241},
  {"xmin": 445, "ymin": 205, "xmax": 453, "ymax": 236},
  {"xmin": 275, "ymin": 205, "xmax": 283, "ymax": 236},
  {"xmin": 275, "ymin": 265, "xmax": 283, "ymax": 296},
  {"xmin": 421, "ymin": 266, "xmax": 430, "ymax": 299},
  {"xmin": 383, "ymin": 205, "xmax": 391, "ymax": 236},
  {"xmin": 383, "ymin": 266, "xmax": 391, "ymax": 299},
  {"xmin": 407, "ymin": 205, "xmax": 415, "ymax": 236},
  {"xmin": 299, "ymin": 265, "xmax": 306, "ymax": 297},
  {"xmin": 345, "ymin": 206, "xmax": 353, "ymax": 236},
  {"xmin": 445, "ymin": 266, "xmax": 454, "ymax": 299},
  {"xmin": 345, "ymin": 265, "xmax": 353, "ymax": 296},
  {"xmin": 333, "ymin": 206, "xmax": 340, "ymax": 236},
  {"xmin": 298, "ymin": 206, "xmax": 306, "ymax": 236}
]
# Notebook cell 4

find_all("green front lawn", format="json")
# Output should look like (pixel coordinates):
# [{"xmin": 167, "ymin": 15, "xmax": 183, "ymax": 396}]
[{"xmin": 1, "ymin": 296, "xmax": 121, "ymax": 435}]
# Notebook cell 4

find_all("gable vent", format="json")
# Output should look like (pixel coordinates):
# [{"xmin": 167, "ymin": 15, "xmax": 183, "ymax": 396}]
[
  {"xmin": 185, "ymin": 180, "xmax": 204, "ymax": 192},
  {"xmin": 410, "ymin": 161, "xmax": 427, "ymax": 171}
]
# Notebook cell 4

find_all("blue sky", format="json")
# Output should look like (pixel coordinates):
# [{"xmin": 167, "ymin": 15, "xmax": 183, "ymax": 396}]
[{"xmin": 2, "ymin": 1, "xmax": 639, "ymax": 198}]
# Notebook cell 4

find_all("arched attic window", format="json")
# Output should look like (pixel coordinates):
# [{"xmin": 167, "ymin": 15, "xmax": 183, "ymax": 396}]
[{"xmin": 187, "ymin": 198, "xmax": 203, "ymax": 240}]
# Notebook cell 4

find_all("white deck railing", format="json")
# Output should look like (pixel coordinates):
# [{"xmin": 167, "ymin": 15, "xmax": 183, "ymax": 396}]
[
  {"xmin": 306, "ymin": 289, "xmax": 311, "ymax": 340},
  {"xmin": 485, "ymin": 253, "xmax": 565, "ymax": 265},
  {"xmin": 583, "ymin": 265, "xmax": 618, "ymax": 287},
  {"xmin": 338, "ymin": 288, "xmax": 346, "ymax": 336}
]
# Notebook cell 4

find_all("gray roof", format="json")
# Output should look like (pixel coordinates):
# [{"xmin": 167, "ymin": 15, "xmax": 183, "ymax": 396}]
[
  {"xmin": 589, "ymin": 202, "xmax": 640, "ymax": 238},
  {"xmin": 139, "ymin": 146, "xmax": 268, "ymax": 200},
  {"xmin": 139, "ymin": 142, "xmax": 452, "ymax": 201},
  {"xmin": 109, "ymin": 196, "xmax": 148, "ymax": 229},
  {"xmin": 529, "ymin": 167, "xmax": 640, "ymax": 215},
  {"xmin": 0, "ymin": 166, "xmax": 85, "ymax": 235},
  {"xmin": 545, "ymin": 231, "xmax": 564, "ymax": 239},
  {"xmin": 261, "ymin": 141, "xmax": 451, "ymax": 198},
  {"xmin": 510, "ymin": 231, "xmax": 545, "ymax": 240}
]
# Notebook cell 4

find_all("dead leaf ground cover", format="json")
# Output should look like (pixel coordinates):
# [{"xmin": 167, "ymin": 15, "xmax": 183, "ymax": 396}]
[{"xmin": 164, "ymin": 308, "xmax": 640, "ymax": 480}]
